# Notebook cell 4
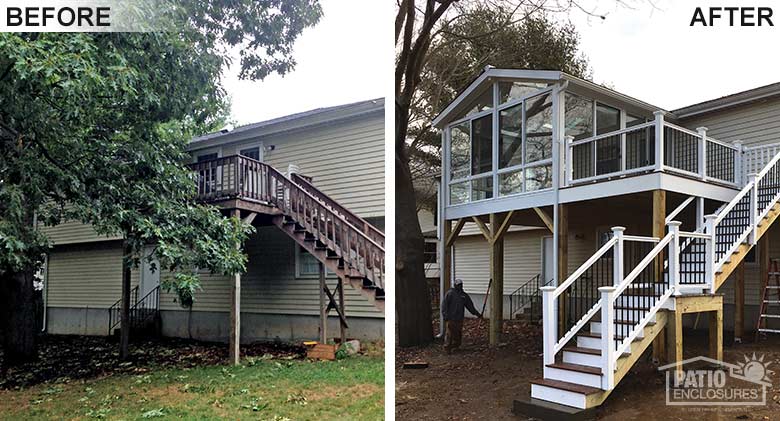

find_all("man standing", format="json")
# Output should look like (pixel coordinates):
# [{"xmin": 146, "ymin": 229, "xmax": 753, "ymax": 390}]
[{"xmin": 441, "ymin": 278, "xmax": 482, "ymax": 353}]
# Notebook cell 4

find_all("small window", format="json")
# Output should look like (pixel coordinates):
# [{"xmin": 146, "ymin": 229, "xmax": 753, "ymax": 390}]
[
  {"xmin": 499, "ymin": 103, "xmax": 522, "ymax": 168},
  {"xmin": 197, "ymin": 152, "xmax": 218, "ymax": 162},
  {"xmin": 626, "ymin": 114, "xmax": 646, "ymax": 128},
  {"xmin": 424, "ymin": 241, "xmax": 438, "ymax": 264},
  {"xmin": 471, "ymin": 114, "xmax": 493, "ymax": 175},
  {"xmin": 524, "ymin": 92, "xmax": 553, "ymax": 163},
  {"xmin": 564, "ymin": 93, "xmax": 593, "ymax": 141},
  {"xmin": 296, "ymin": 246, "xmax": 330, "ymax": 277},
  {"xmin": 449, "ymin": 123, "xmax": 470, "ymax": 180},
  {"xmin": 596, "ymin": 104, "xmax": 620, "ymax": 135},
  {"xmin": 239, "ymin": 146, "xmax": 261, "ymax": 161},
  {"xmin": 498, "ymin": 81, "xmax": 547, "ymax": 104}
]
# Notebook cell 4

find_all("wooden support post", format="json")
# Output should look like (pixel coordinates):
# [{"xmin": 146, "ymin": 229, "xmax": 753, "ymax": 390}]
[
  {"xmin": 338, "ymin": 277, "xmax": 346, "ymax": 344},
  {"xmin": 557, "ymin": 204, "xmax": 568, "ymax": 333},
  {"xmin": 760, "ymin": 233, "xmax": 770, "ymax": 295},
  {"xmin": 319, "ymin": 262, "xmax": 327, "ymax": 344},
  {"xmin": 489, "ymin": 213, "xmax": 505, "ymax": 346},
  {"xmin": 229, "ymin": 209, "xmax": 241, "ymax": 365},
  {"xmin": 735, "ymin": 262, "xmax": 745, "ymax": 343},
  {"xmin": 666, "ymin": 309, "xmax": 683, "ymax": 379},
  {"xmin": 119, "ymin": 241, "xmax": 132, "ymax": 360},
  {"xmin": 442, "ymin": 220, "xmax": 452, "ymax": 294},
  {"xmin": 652, "ymin": 190, "xmax": 666, "ymax": 361},
  {"xmin": 709, "ymin": 308, "xmax": 723, "ymax": 362}
]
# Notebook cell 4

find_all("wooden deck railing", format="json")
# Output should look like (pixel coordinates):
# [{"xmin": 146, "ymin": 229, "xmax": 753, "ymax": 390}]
[{"xmin": 189, "ymin": 155, "xmax": 385, "ymax": 289}]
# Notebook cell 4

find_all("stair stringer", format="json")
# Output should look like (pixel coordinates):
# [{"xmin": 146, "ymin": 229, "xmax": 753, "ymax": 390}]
[
  {"xmin": 272, "ymin": 216, "xmax": 385, "ymax": 313},
  {"xmin": 715, "ymin": 202, "xmax": 780, "ymax": 291}
]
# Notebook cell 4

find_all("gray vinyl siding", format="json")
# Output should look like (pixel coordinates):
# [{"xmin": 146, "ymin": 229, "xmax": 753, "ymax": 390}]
[
  {"xmin": 46, "ymin": 241, "xmax": 139, "ymax": 308},
  {"xmin": 680, "ymin": 96, "xmax": 780, "ymax": 147},
  {"xmin": 159, "ymin": 226, "xmax": 381, "ymax": 317},
  {"xmin": 211, "ymin": 114, "xmax": 385, "ymax": 218}
]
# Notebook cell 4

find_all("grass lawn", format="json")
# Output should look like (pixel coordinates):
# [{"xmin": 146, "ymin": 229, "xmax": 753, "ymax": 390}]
[{"xmin": 0, "ymin": 355, "xmax": 384, "ymax": 420}]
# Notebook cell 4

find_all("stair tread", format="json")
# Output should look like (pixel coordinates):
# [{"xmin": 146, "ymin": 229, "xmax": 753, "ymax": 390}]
[
  {"xmin": 546, "ymin": 362, "xmax": 602, "ymax": 375},
  {"xmin": 530, "ymin": 378, "xmax": 602, "ymax": 395},
  {"xmin": 579, "ymin": 332, "xmax": 640, "ymax": 342},
  {"xmin": 563, "ymin": 345, "xmax": 631, "ymax": 357},
  {"xmin": 592, "ymin": 318, "xmax": 655, "ymax": 326}
]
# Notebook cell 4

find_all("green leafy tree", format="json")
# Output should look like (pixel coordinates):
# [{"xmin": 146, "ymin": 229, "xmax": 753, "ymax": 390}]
[
  {"xmin": 396, "ymin": 1, "xmax": 593, "ymax": 347},
  {"xmin": 0, "ymin": 0, "xmax": 322, "ymax": 365}
]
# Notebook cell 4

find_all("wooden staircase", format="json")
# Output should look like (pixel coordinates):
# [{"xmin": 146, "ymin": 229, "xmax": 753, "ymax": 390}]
[
  {"xmin": 532, "ymin": 150, "xmax": 780, "ymax": 410},
  {"xmin": 190, "ymin": 155, "xmax": 385, "ymax": 312}
]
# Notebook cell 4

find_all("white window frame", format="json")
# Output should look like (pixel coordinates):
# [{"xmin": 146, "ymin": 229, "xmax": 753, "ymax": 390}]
[{"xmin": 238, "ymin": 141, "xmax": 264, "ymax": 162}]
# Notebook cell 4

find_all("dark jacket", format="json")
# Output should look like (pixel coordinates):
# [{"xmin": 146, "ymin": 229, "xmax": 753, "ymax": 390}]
[{"xmin": 442, "ymin": 287, "xmax": 480, "ymax": 321}]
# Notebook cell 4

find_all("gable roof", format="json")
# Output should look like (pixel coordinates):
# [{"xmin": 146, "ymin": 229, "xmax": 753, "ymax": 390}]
[
  {"xmin": 189, "ymin": 98, "xmax": 384, "ymax": 150},
  {"xmin": 673, "ymin": 82, "xmax": 780, "ymax": 119},
  {"xmin": 431, "ymin": 68, "xmax": 664, "ymax": 129}
]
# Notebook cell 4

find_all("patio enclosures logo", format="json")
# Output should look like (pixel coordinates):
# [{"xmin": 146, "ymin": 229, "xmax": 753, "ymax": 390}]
[
  {"xmin": 659, "ymin": 355, "xmax": 773, "ymax": 406},
  {"xmin": 0, "ymin": 0, "xmax": 177, "ymax": 32}
]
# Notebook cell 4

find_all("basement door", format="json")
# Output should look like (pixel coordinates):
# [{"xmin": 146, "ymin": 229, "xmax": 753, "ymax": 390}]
[{"xmin": 140, "ymin": 245, "xmax": 161, "ymax": 302}]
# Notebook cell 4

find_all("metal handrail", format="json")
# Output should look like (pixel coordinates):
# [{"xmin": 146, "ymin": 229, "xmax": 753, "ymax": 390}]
[{"xmin": 108, "ymin": 285, "xmax": 138, "ymax": 334}]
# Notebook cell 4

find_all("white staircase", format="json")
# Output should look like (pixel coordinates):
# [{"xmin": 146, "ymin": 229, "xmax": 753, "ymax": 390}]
[{"xmin": 532, "ymin": 149, "xmax": 780, "ymax": 410}]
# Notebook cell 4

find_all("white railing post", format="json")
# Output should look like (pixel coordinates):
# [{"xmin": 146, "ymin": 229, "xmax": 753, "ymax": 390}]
[
  {"xmin": 748, "ymin": 173, "xmax": 758, "ymax": 245},
  {"xmin": 612, "ymin": 226, "xmax": 625, "ymax": 287},
  {"xmin": 667, "ymin": 221, "xmax": 681, "ymax": 294},
  {"xmin": 599, "ymin": 286, "xmax": 616, "ymax": 390},
  {"xmin": 704, "ymin": 214, "xmax": 718, "ymax": 293},
  {"xmin": 654, "ymin": 111, "xmax": 666, "ymax": 172},
  {"xmin": 541, "ymin": 286, "xmax": 557, "ymax": 365},
  {"xmin": 697, "ymin": 127, "xmax": 707, "ymax": 180},
  {"xmin": 734, "ymin": 140, "xmax": 743, "ymax": 186},
  {"xmin": 696, "ymin": 197, "xmax": 705, "ymax": 232},
  {"xmin": 564, "ymin": 135, "xmax": 574, "ymax": 185}
]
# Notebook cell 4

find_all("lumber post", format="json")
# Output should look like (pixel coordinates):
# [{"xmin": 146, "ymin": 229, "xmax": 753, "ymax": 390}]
[
  {"xmin": 489, "ymin": 213, "xmax": 505, "ymax": 346},
  {"xmin": 557, "ymin": 204, "xmax": 568, "ymax": 333},
  {"xmin": 338, "ymin": 277, "xmax": 346, "ymax": 344},
  {"xmin": 760, "ymin": 233, "xmax": 770, "ymax": 295},
  {"xmin": 229, "ymin": 209, "xmax": 242, "ymax": 365},
  {"xmin": 735, "ymin": 262, "xmax": 745, "ymax": 343},
  {"xmin": 119, "ymin": 241, "xmax": 132, "ymax": 360},
  {"xmin": 319, "ymin": 262, "xmax": 327, "ymax": 344},
  {"xmin": 709, "ymin": 308, "xmax": 723, "ymax": 362},
  {"xmin": 666, "ymin": 309, "xmax": 684, "ymax": 380},
  {"xmin": 652, "ymin": 190, "xmax": 666, "ymax": 361}
]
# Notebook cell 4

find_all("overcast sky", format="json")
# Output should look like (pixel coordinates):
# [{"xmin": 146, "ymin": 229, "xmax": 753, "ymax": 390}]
[
  {"xmin": 568, "ymin": 0, "xmax": 780, "ymax": 110},
  {"xmin": 222, "ymin": 0, "xmax": 390, "ymax": 125}
]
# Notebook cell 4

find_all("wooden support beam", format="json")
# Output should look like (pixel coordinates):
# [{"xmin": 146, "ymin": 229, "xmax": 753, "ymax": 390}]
[
  {"xmin": 492, "ymin": 211, "xmax": 515, "ymax": 243},
  {"xmin": 534, "ymin": 207, "xmax": 554, "ymax": 232},
  {"xmin": 241, "ymin": 212, "xmax": 257, "ymax": 225},
  {"xmin": 445, "ymin": 218, "xmax": 466, "ymax": 248},
  {"xmin": 319, "ymin": 262, "xmax": 327, "ymax": 344},
  {"xmin": 489, "ymin": 213, "xmax": 504, "ymax": 347},
  {"xmin": 443, "ymin": 220, "xmax": 453, "ymax": 295},
  {"xmin": 735, "ymin": 262, "xmax": 745, "ymax": 343},
  {"xmin": 652, "ymin": 190, "xmax": 666, "ymax": 361},
  {"xmin": 557, "ymin": 204, "xmax": 568, "ymax": 333},
  {"xmin": 338, "ymin": 278, "xmax": 346, "ymax": 344},
  {"xmin": 761, "ymin": 234, "xmax": 770, "ymax": 298},
  {"xmin": 709, "ymin": 308, "xmax": 723, "ymax": 362},
  {"xmin": 666, "ymin": 309, "xmax": 683, "ymax": 380},
  {"xmin": 472, "ymin": 216, "xmax": 492, "ymax": 242},
  {"xmin": 229, "ymin": 209, "xmax": 242, "ymax": 365}
]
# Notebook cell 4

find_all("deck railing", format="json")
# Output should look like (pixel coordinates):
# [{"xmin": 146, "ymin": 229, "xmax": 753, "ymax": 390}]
[
  {"xmin": 189, "ymin": 155, "xmax": 385, "ymax": 290},
  {"xmin": 566, "ymin": 113, "xmax": 740, "ymax": 187}
]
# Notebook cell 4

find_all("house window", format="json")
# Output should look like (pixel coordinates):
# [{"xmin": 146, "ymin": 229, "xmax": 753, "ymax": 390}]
[
  {"xmin": 524, "ymin": 92, "xmax": 553, "ymax": 163},
  {"xmin": 239, "ymin": 146, "xmax": 261, "ymax": 161},
  {"xmin": 424, "ymin": 241, "xmax": 438, "ymax": 264},
  {"xmin": 471, "ymin": 114, "xmax": 493, "ymax": 175},
  {"xmin": 498, "ymin": 81, "xmax": 547, "ymax": 105},
  {"xmin": 564, "ymin": 93, "xmax": 594, "ymax": 141},
  {"xmin": 499, "ymin": 103, "xmax": 522, "ymax": 168},
  {"xmin": 296, "ymin": 245, "xmax": 324, "ymax": 277},
  {"xmin": 197, "ymin": 152, "xmax": 218, "ymax": 162},
  {"xmin": 595, "ymin": 103, "xmax": 622, "ymax": 175}
]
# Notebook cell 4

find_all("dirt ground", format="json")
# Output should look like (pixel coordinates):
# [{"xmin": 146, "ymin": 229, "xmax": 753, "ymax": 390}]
[{"xmin": 396, "ymin": 319, "xmax": 780, "ymax": 420}]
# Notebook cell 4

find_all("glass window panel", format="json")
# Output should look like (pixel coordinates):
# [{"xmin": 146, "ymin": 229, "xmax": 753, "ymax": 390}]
[
  {"xmin": 499, "ymin": 104, "xmax": 522, "ymax": 168},
  {"xmin": 197, "ymin": 153, "xmax": 218, "ymax": 162},
  {"xmin": 525, "ymin": 164, "xmax": 553, "ymax": 191},
  {"xmin": 499, "ymin": 170, "xmax": 523, "ymax": 196},
  {"xmin": 298, "ymin": 246, "xmax": 320, "ymax": 276},
  {"xmin": 471, "ymin": 114, "xmax": 492, "ymax": 175},
  {"xmin": 449, "ymin": 181, "xmax": 468, "ymax": 205},
  {"xmin": 565, "ymin": 93, "xmax": 593, "ymax": 141},
  {"xmin": 524, "ymin": 92, "xmax": 553, "ymax": 163},
  {"xmin": 449, "ymin": 122, "xmax": 470, "ymax": 179},
  {"xmin": 498, "ymin": 81, "xmax": 547, "ymax": 104},
  {"xmin": 596, "ymin": 103, "xmax": 620, "ymax": 135},
  {"xmin": 239, "ymin": 147, "xmax": 261, "ymax": 161},
  {"xmin": 471, "ymin": 176, "xmax": 493, "ymax": 201},
  {"xmin": 463, "ymin": 87, "xmax": 493, "ymax": 118},
  {"xmin": 626, "ymin": 114, "xmax": 646, "ymax": 128}
]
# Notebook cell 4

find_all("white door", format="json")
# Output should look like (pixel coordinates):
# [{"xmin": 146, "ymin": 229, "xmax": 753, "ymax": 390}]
[
  {"xmin": 542, "ymin": 236, "xmax": 554, "ymax": 286},
  {"xmin": 140, "ymin": 246, "xmax": 161, "ymax": 301}
]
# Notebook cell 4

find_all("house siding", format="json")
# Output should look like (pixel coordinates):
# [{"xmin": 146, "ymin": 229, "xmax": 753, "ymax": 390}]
[
  {"xmin": 680, "ymin": 96, "xmax": 780, "ymax": 147},
  {"xmin": 40, "ymin": 219, "xmax": 121, "ymax": 246}
]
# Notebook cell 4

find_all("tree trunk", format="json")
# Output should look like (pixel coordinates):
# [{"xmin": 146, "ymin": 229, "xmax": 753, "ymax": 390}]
[
  {"xmin": 119, "ymin": 242, "xmax": 132, "ymax": 360},
  {"xmin": 396, "ymin": 143, "xmax": 434, "ymax": 347},
  {"xmin": 0, "ymin": 269, "xmax": 38, "ymax": 366}
]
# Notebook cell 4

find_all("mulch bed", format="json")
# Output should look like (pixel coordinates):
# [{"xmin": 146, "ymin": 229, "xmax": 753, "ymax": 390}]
[{"xmin": 0, "ymin": 335, "xmax": 306, "ymax": 390}]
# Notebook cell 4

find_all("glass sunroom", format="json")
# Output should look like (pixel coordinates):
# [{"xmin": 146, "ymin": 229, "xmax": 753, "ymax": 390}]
[{"xmin": 433, "ymin": 68, "xmax": 742, "ymax": 219}]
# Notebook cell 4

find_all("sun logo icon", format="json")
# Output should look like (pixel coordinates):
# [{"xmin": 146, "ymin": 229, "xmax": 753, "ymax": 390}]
[{"xmin": 735, "ymin": 353, "xmax": 773, "ymax": 384}]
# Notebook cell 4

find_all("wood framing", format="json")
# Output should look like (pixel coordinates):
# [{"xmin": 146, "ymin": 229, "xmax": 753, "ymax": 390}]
[
  {"xmin": 534, "ymin": 207, "xmax": 553, "ymax": 232},
  {"xmin": 319, "ymin": 262, "xmax": 327, "ymax": 343},
  {"xmin": 338, "ymin": 277, "xmax": 346, "ymax": 344},
  {"xmin": 489, "ymin": 213, "xmax": 505, "ymax": 346},
  {"xmin": 229, "ymin": 209, "xmax": 242, "ymax": 365},
  {"xmin": 665, "ymin": 294, "xmax": 724, "ymax": 377},
  {"xmin": 652, "ymin": 189, "xmax": 666, "ymax": 361},
  {"xmin": 445, "ymin": 218, "xmax": 466, "ymax": 248},
  {"xmin": 735, "ymin": 262, "xmax": 745, "ymax": 342}
]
